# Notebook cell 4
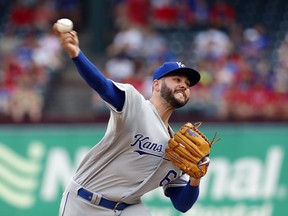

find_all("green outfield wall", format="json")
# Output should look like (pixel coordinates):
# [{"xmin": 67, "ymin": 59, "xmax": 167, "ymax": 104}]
[{"xmin": 0, "ymin": 123, "xmax": 287, "ymax": 216}]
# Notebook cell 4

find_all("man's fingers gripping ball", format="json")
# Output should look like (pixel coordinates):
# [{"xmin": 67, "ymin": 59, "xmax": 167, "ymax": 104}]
[{"xmin": 166, "ymin": 122, "xmax": 221, "ymax": 179}]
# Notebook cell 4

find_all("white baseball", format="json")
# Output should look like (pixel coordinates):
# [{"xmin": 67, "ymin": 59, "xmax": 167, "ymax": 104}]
[{"xmin": 56, "ymin": 18, "xmax": 73, "ymax": 33}]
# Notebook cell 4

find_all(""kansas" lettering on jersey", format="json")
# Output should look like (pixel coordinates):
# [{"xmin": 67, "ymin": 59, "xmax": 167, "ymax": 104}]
[{"xmin": 130, "ymin": 134, "xmax": 163, "ymax": 153}]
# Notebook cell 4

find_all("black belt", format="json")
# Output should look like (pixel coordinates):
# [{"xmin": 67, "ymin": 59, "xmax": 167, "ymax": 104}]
[{"xmin": 77, "ymin": 188, "xmax": 130, "ymax": 211}]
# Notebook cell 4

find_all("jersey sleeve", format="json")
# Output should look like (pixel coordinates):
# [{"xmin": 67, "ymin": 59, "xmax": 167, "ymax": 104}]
[
  {"xmin": 72, "ymin": 51, "xmax": 125, "ymax": 110},
  {"xmin": 106, "ymin": 82, "xmax": 144, "ymax": 115}
]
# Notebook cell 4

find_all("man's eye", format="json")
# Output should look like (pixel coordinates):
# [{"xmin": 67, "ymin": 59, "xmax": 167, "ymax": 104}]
[{"xmin": 174, "ymin": 77, "xmax": 181, "ymax": 82}]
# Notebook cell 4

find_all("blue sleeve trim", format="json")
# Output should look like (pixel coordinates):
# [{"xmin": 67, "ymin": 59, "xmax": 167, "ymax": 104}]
[
  {"xmin": 72, "ymin": 52, "xmax": 125, "ymax": 110},
  {"xmin": 166, "ymin": 182, "xmax": 199, "ymax": 213}
]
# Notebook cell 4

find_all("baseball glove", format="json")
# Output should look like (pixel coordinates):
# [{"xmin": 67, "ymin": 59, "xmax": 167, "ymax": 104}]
[{"xmin": 165, "ymin": 122, "xmax": 220, "ymax": 179}]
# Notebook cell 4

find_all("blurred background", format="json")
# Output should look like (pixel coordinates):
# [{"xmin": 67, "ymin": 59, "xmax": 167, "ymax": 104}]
[
  {"xmin": 0, "ymin": 0, "xmax": 287, "ymax": 216},
  {"xmin": 1, "ymin": 0, "xmax": 288, "ymax": 123}
]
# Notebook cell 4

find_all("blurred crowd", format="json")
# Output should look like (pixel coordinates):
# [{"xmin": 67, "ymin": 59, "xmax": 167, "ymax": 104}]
[
  {"xmin": 0, "ymin": 0, "xmax": 82, "ymax": 122},
  {"xmin": 92, "ymin": 0, "xmax": 288, "ymax": 121},
  {"xmin": 0, "ymin": 0, "xmax": 288, "ymax": 123}
]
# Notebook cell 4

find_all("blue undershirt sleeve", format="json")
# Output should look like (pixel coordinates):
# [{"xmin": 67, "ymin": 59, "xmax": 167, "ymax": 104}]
[
  {"xmin": 71, "ymin": 51, "xmax": 125, "ymax": 111},
  {"xmin": 166, "ymin": 183, "xmax": 199, "ymax": 213}
]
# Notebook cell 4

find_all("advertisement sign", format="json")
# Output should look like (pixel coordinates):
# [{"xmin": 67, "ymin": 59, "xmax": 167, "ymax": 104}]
[{"xmin": 0, "ymin": 123, "xmax": 287, "ymax": 216}]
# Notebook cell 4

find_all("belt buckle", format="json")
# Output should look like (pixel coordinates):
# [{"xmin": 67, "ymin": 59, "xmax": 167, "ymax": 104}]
[{"xmin": 113, "ymin": 202, "xmax": 121, "ymax": 211}]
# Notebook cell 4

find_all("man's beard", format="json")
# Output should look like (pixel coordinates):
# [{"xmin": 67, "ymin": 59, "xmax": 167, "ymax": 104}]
[{"xmin": 160, "ymin": 82, "xmax": 189, "ymax": 108}]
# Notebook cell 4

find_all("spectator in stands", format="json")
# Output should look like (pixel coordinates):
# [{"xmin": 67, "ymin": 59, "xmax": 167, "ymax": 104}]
[
  {"xmin": 14, "ymin": 32, "xmax": 37, "ymax": 70},
  {"xmin": 124, "ymin": 0, "xmax": 151, "ymax": 26},
  {"xmin": 193, "ymin": 28, "xmax": 233, "ymax": 60},
  {"xmin": 8, "ymin": 1, "xmax": 36, "ymax": 33},
  {"xmin": 2, "ymin": 54, "xmax": 24, "ymax": 91},
  {"xmin": 8, "ymin": 73, "xmax": 44, "ymax": 122},
  {"xmin": 141, "ymin": 25, "xmax": 169, "ymax": 62},
  {"xmin": 0, "ymin": 28, "xmax": 21, "ymax": 55},
  {"xmin": 105, "ymin": 53, "xmax": 135, "ymax": 82},
  {"xmin": 276, "ymin": 93, "xmax": 288, "ymax": 120},
  {"xmin": 174, "ymin": 0, "xmax": 194, "ymax": 28},
  {"xmin": 186, "ymin": 0, "xmax": 210, "ymax": 28},
  {"xmin": 106, "ymin": 21, "xmax": 144, "ymax": 58},
  {"xmin": 150, "ymin": 0, "xmax": 178, "ymax": 29},
  {"xmin": 33, "ymin": 0, "xmax": 56, "ymax": 32},
  {"xmin": 223, "ymin": 84, "xmax": 253, "ymax": 120},
  {"xmin": 32, "ymin": 29, "xmax": 63, "ymax": 74},
  {"xmin": 0, "ymin": 82, "xmax": 10, "ymax": 116},
  {"xmin": 240, "ymin": 24, "xmax": 270, "ymax": 61},
  {"xmin": 209, "ymin": 0, "xmax": 236, "ymax": 31},
  {"xmin": 273, "ymin": 32, "xmax": 288, "ymax": 94}
]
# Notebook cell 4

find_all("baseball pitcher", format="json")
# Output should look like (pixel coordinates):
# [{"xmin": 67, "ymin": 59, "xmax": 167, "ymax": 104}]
[{"xmin": 53, "ymin": 20, "xmax": 218, "ymax": 216}]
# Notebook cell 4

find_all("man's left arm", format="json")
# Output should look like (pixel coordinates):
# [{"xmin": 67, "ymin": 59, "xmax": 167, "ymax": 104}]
[{"xmin": 165, "ymin": 178, "xmax": 200, "ymax": 213}]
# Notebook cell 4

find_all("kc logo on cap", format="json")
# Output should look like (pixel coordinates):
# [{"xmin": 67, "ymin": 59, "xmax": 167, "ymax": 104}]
[{"xmin": 176, "ymin": 62, "xmax": 186, "ymax": 68}]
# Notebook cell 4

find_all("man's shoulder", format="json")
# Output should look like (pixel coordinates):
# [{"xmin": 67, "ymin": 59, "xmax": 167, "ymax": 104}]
[{"xmin": 113, "ymin": 81, "xmax": 144, "ymax": 96}]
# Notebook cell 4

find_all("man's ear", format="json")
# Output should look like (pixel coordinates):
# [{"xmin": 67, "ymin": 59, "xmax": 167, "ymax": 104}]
[{"xmin": 152, "ymin": 79, "xmax": 161, "ymax": 92}]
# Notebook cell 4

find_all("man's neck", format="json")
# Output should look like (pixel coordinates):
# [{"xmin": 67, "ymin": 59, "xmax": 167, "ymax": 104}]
[{"xmin": 149, "ymin": 98, "xmax": 174, "ymax": 127}]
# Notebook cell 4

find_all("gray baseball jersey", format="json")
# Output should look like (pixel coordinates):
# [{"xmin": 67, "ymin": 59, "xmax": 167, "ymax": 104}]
[{"xmin": 73, "ymin": 82, "xmax": 187, "ymax": 204}]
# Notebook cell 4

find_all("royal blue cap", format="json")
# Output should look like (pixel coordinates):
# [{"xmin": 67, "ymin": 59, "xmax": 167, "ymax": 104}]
[{"xmin": 153, "ymin": 62, "xmax": 200, "ymax": 87}]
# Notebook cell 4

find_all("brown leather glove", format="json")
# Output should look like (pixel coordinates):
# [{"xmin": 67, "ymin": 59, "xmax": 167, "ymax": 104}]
[{"xmin": 166, "ymin": 122, "xmax": 220, "ymax": 179}]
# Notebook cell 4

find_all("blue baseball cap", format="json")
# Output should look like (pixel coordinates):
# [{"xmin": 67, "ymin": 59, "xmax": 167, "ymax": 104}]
[{"xmin": 153, "ymin": 62, "xmax": 200, "ymax": 87}]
